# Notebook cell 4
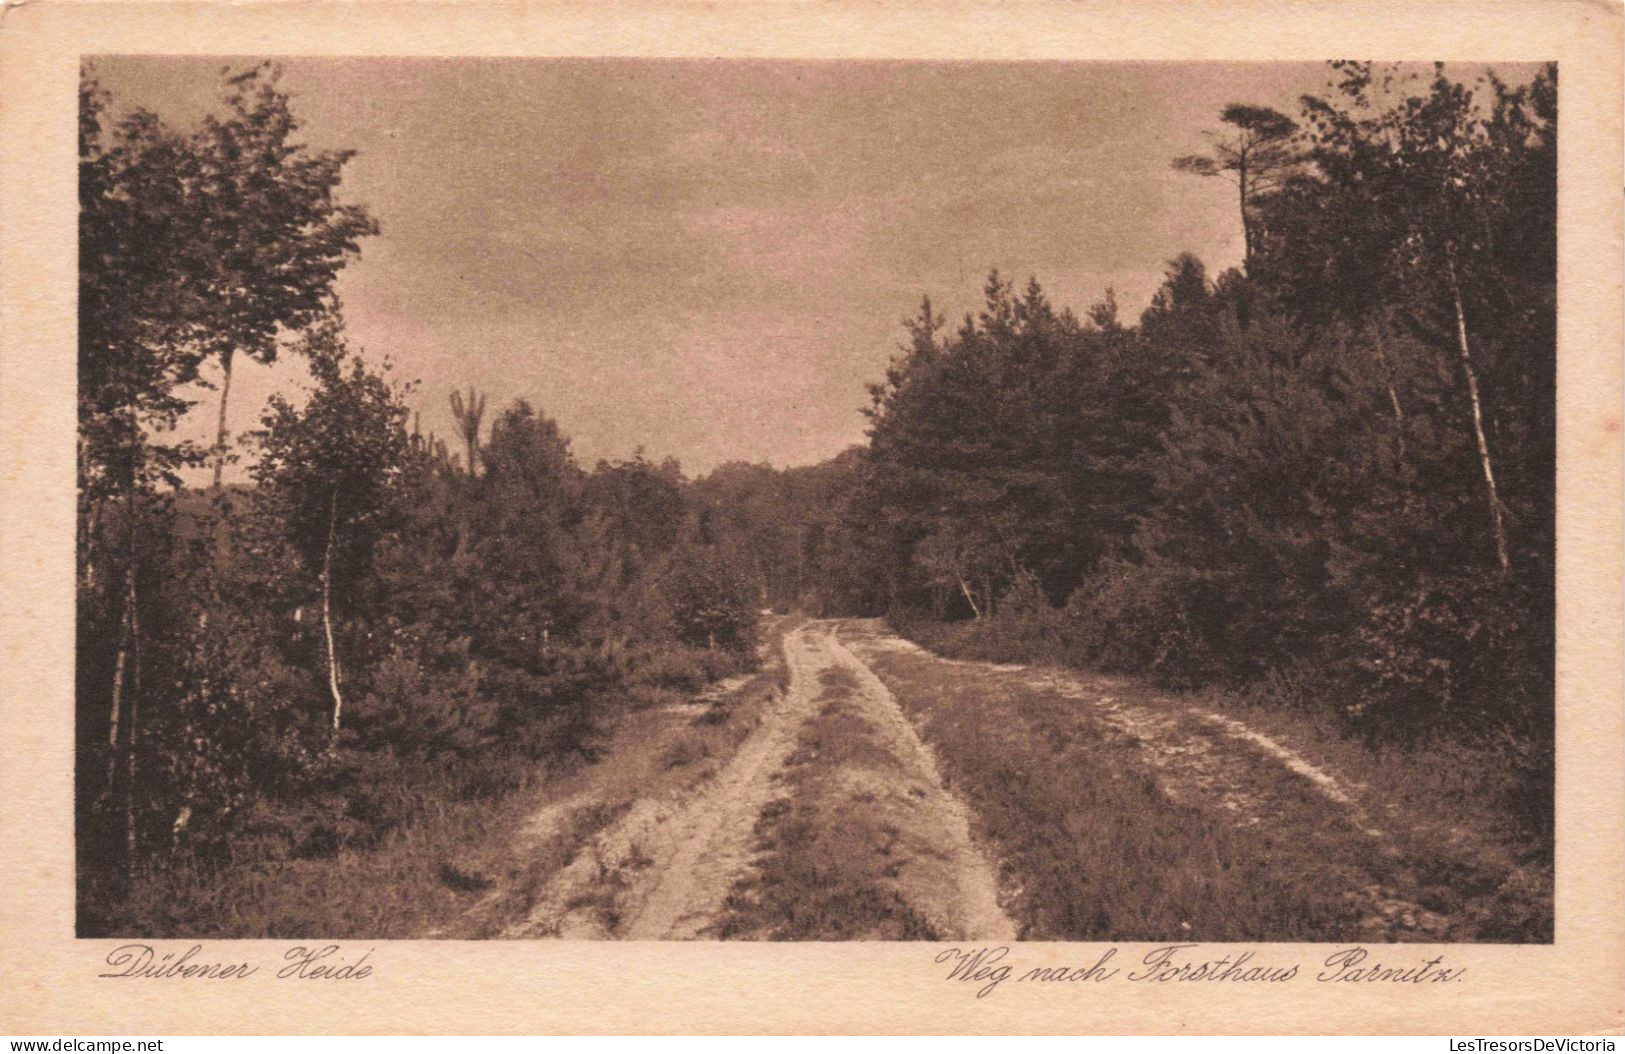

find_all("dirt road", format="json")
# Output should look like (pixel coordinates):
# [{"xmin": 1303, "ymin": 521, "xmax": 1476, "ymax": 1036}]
[
  {"xmin": 498, "ymin": 620, "xmax": 1015, "ymax": 940},
  {"xmin": 468, "ymin": 618, "xmax": 1546, "ymax": 941},
  {"xmin": 842, "ymin": 619, "xmax": 1550, "ymax": 942}
]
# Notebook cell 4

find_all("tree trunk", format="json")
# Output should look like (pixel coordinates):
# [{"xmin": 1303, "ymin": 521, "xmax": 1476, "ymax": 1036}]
[
  {"xmin": 80, "ymin": 494, "xmax": 103, "ymax": 593},
  {"xmin": 106, "ymin": 563, "xmax": 132, "ymax": 786},
  {"xmin": 1371, "ymin": 320, "xmax": 1406, "ymax": 465},
  {"xmin": 103, "ymin": 411, "xmax": 142, "ymax": 865},
  {"xmin": 1237, "ymin": 154, "xmax": 1253, "ymax": 270},
  {"xmin": 321, "ymin": 491, "xmax": 345, "ymax": 734},
  {"xmin": 103, "ymin": 521, "xmax": 142, "ymax": 881},
  {"xmin": 1446, "ymin": 252, "xmax": 1511, "ymax": 575},
  {"xmin": 958, "ymin": 575, "xmax": 982, "ymax": 620},
  {"xmin": 124, "ymin": 573, "xmax": 142, "ymax": 882},
  {"xmin": 794, "ymin": 540, "xmax": 806, "ymax": 609},
  {"xmin": 211, "ymin": 348, "xmax": 235, "ymax": 490}
]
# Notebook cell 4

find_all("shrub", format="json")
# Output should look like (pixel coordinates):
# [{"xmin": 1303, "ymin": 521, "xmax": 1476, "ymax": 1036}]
[
  {"xmin": 1345, "ymin": 572, "xmax": 1552, "ymax": 739},
  {"xmin": 661, "ymin": 547, "xmax": 760, "ymax": 652},
  {"xmin": 1066, "ymin": 558, "xmax": 1222, "ymax": 687},
  {"xmin": 351, "ymin": 645, "xmax": 498, "ymax": 761}
]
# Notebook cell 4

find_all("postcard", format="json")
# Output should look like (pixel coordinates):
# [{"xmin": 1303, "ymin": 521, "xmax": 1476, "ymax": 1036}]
[{"xmin": 1, "ymin": 0, "xmax": 1619, "ymax": 1036}]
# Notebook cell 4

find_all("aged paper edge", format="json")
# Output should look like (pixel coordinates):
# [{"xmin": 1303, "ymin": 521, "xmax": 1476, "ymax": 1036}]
[{"xmin": 0, "ymin": 0, "xmax": 1619, "ymax": 1037}]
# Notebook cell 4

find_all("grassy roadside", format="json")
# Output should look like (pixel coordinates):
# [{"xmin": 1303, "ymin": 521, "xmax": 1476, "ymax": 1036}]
[
  {"xmin": 898, "ymin": 617, "xmax": 1552, "ymax": 941},
  {"xmin": 114, "ymin": 760, "xmax": 594, "ymax": 939},
  {"xmin": 848, "ymin": 621, "xmax": 1551, "ymax": 942},
  {"xmin": 853, "ymin": 637, "xmax": 1358, "ymax": 940},
  {"xmin": 113, "ymin": 621, "xmax": 793, "ymax": 939}
]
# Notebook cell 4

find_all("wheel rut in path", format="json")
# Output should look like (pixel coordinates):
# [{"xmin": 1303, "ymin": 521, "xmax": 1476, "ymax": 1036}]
[{"xmin": 503, "ymin": 620, "xmax": 1015, "ymax": 940}]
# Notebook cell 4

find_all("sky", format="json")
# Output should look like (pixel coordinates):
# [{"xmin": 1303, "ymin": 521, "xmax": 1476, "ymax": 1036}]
[{"xmin": 87, "ymin": 57, "xmax": 1464, "ymax": 479}]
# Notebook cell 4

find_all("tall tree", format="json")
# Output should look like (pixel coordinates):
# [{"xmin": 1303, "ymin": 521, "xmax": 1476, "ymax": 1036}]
[
  {"xmin": 1173, "ymin": 104, "xmax": 1300, "ymax": 270},
  {"xmin": 78, "ymin": 74, "xmax": 210, "ymax": 525},
  {"xmin": 860, "ymin": 272, "xmax": 1152, "ymax": 612},
  {"xmin": 79, "ymin": 73, "xmax": 212, "ymax": 881},
  {"xmin": 252, "ymin": 318, "xmax": 410, "ymax": 734},
  {"xmin": 1258, "ymin": 62, "xmax": 1557, "ymax": 574},
  {"xmin": 189, "ymin": 63, "xmax": 378, "ymax": 488},
  {"xmin": 470, "ymin": 401, "xmax": 587, "ymax": 666},
  {"xmin": 450, "ymin": 386, "xmax": 488, "ymax": 478}
]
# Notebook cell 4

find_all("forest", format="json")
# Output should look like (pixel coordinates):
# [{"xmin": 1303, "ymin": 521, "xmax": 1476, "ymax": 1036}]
[{"xmin": 77, "ymin": 61, "xmax": 1555, "ymax": 935}]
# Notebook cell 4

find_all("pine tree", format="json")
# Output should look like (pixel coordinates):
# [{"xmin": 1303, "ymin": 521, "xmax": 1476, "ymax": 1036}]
[
  {"xmin": 1173, "ymin": 104, "xmax": 1301, "ymax": 270},
  {"xmin": 449, "ymin": 386, "xmax": 488, "ymax": 478}
]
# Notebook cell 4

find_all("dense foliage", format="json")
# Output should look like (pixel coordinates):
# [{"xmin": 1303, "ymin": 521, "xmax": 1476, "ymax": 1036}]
[
  {"xmin": 76, "ymin": 65, "xmax": 760, "ymax": 933},
  {"xmin": 841, "ymin": 63, "xmax": 1557, "ymax": 835},
  {"xmin": 692, "ymin": 63, "xmax": 1556, "ymax": 839}
]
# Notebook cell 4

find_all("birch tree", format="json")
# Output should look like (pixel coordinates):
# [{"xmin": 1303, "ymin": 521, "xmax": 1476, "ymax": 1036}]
[
  {"xmin": 79, "ymin": 73, "xmax": 212, "ymax": 881},
  {"xmin": 189, "ymin": 63, "xmax": 378, "ymax": 489},
  {"xmin": 252, "ymin": 319, "xmax": 410, "ymax": 735},
  {"xmin": 1262, "ymin": 62, "xmax": 1556, "ymax": 574}
]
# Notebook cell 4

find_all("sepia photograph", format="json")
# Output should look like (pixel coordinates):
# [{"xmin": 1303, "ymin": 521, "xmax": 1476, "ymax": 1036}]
[{"xmin": 71, "ymin": 53, "xmax": 1562, "ymax": 946}]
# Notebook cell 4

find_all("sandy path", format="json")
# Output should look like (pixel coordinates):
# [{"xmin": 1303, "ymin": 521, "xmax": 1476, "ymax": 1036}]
[
  {"xmin": 503, "ymin": 620, "xmax": 1015, "ymax": 940},
  {"xmin": 617, "ymin": 625, "xmax": 831, "ymax": 938},
  {"xmin": 848, "ymin": 622, "xmax": 1377, "ymax": 828},
  {"xmin": 819, "ymin": 626, "xmax": 1017, "ymax": 940},
  {"xmin": 503, "ymin": 622, "xmax": 832, "ymax": 938},
  {"xmin": 840, "ymin": 619, "xmax": 1467, "ymax": 940}
]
